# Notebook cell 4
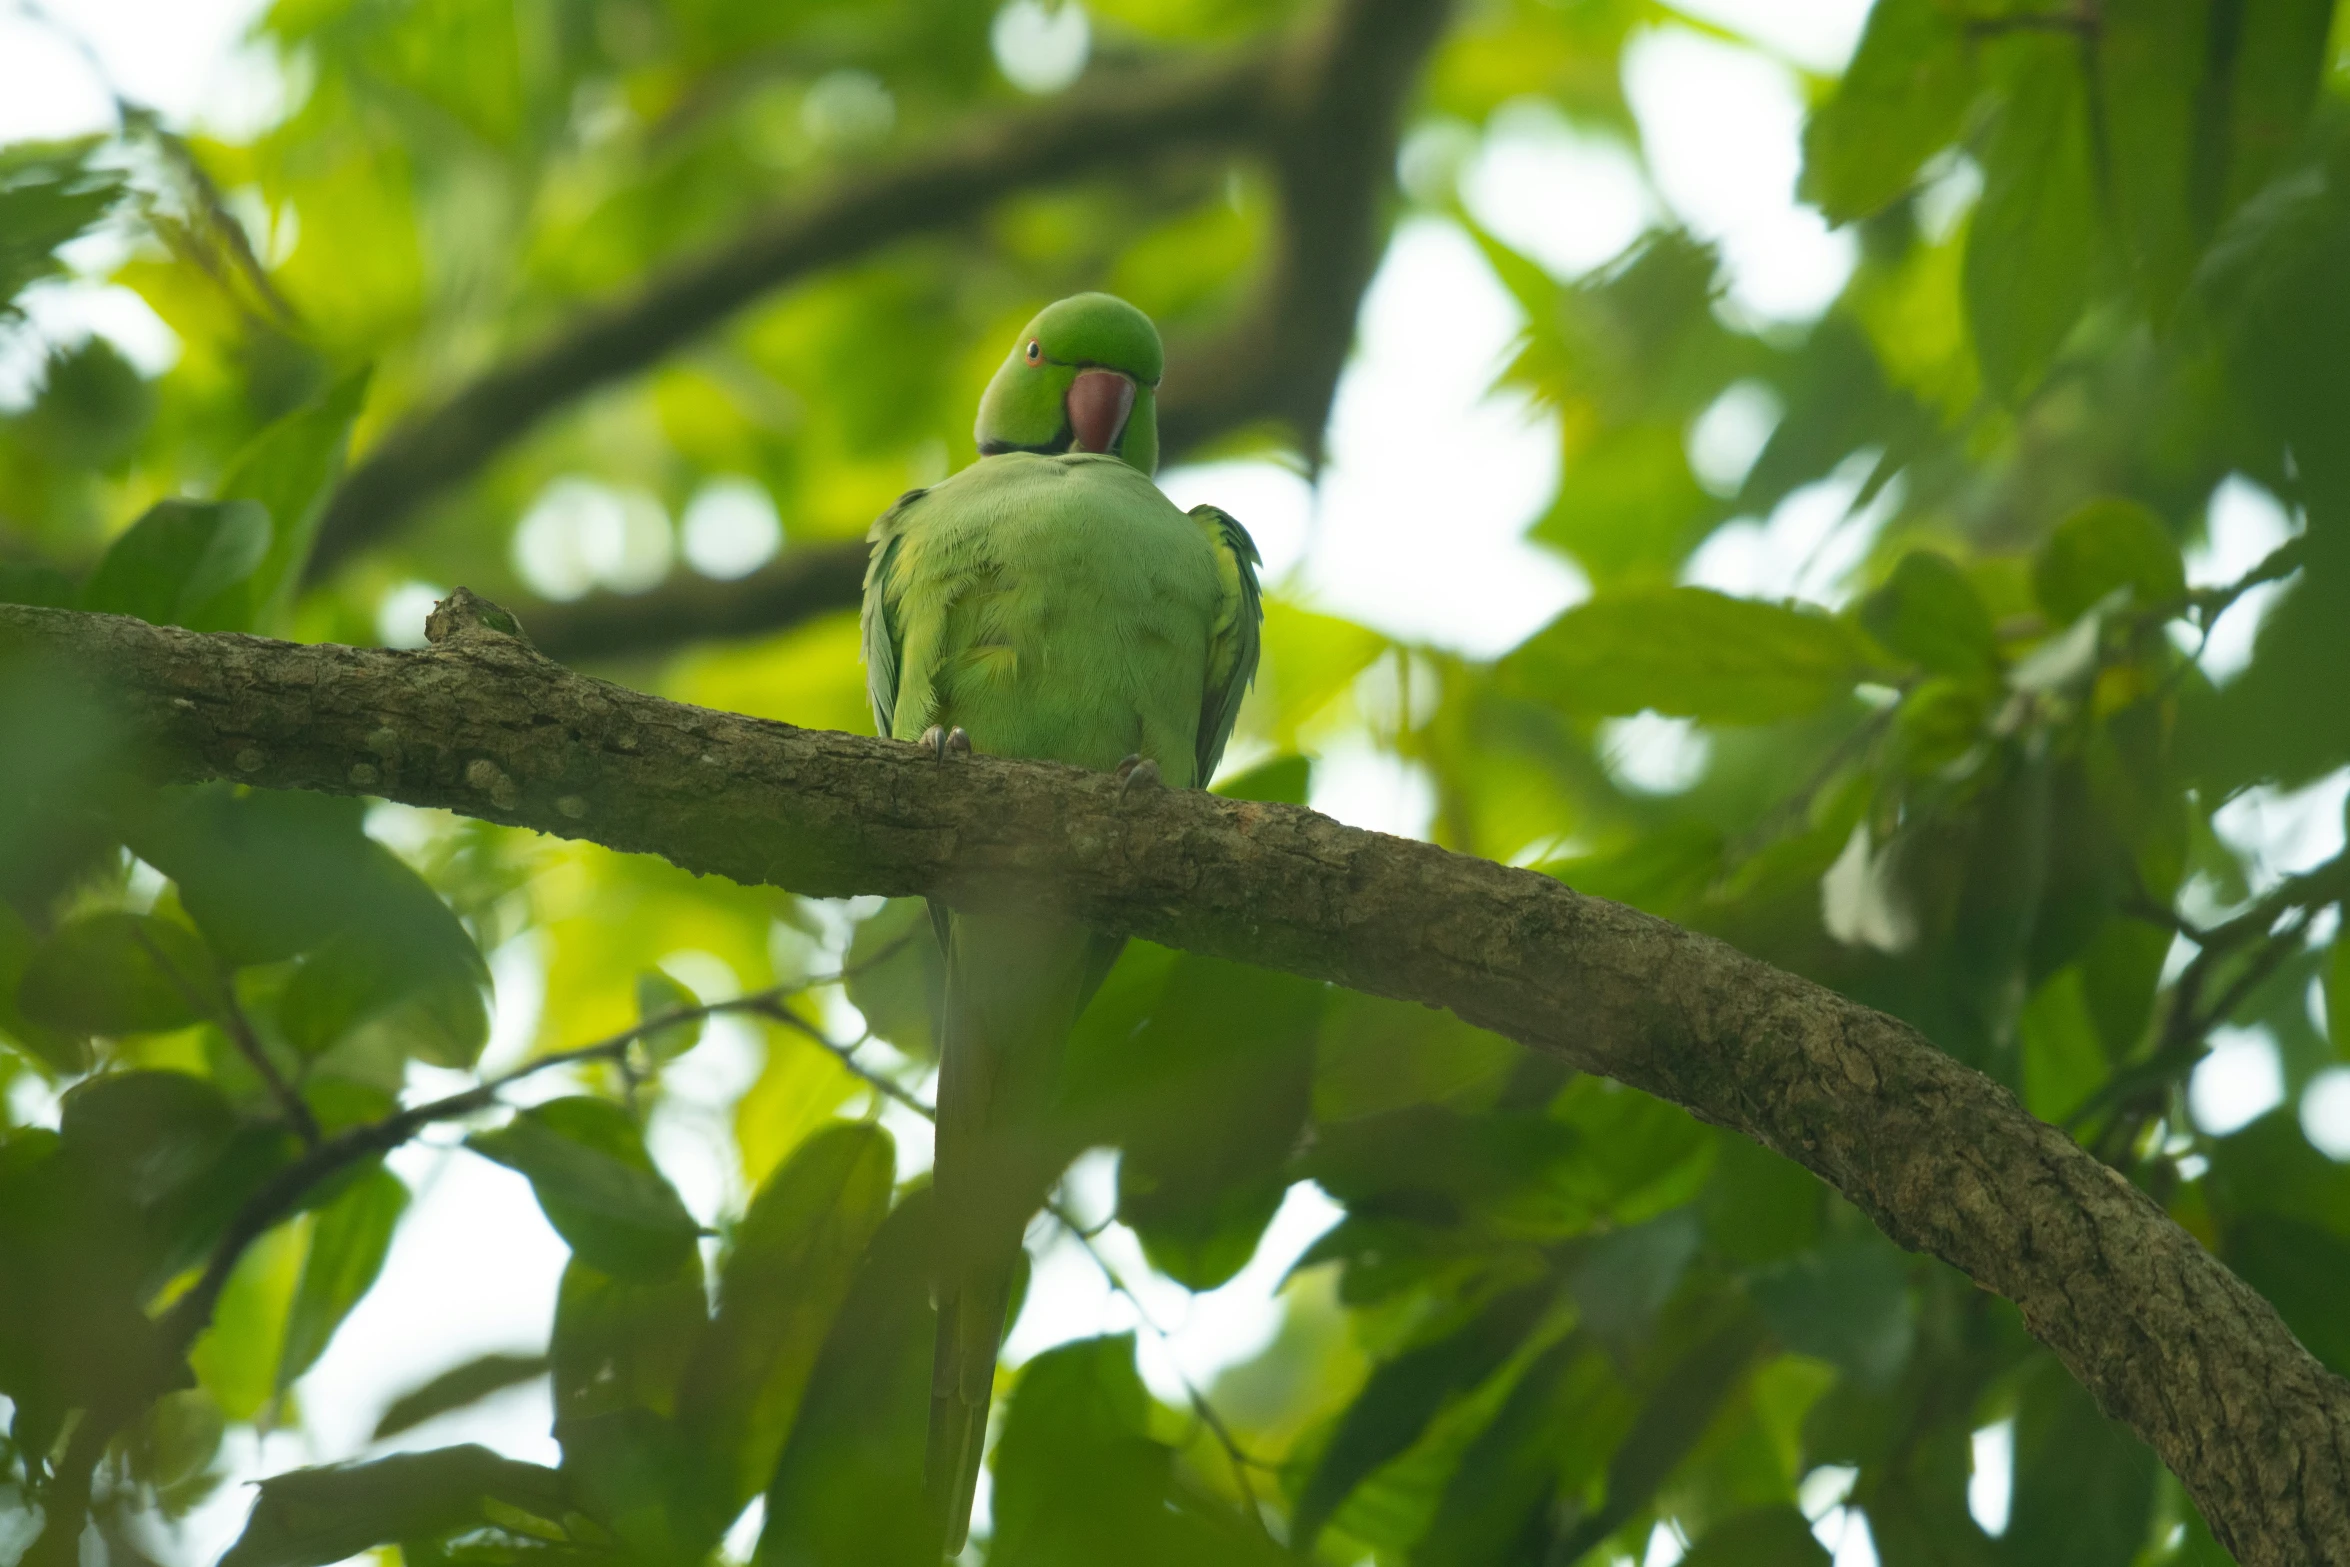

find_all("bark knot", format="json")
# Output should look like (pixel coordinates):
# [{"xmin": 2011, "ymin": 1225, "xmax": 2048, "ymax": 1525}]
[
  {"xmin": 464, "ymin": 758, "xmax": 521, "ymax": 809},
  {"xmin": 425, "ymin": 587, "xmax": 533, "ymax": 649}
]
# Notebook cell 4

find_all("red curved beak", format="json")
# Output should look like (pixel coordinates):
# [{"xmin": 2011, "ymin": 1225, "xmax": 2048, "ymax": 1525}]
[{"xmin": 1066, "ymin": 369, "xmax": 1136, "ymax": 454}]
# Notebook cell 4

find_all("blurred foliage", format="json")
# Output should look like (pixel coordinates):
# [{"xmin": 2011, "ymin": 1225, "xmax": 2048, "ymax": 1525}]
[{"xmin": 6, "ymin": 0, "xmax": 2350, "ymax": 1563}]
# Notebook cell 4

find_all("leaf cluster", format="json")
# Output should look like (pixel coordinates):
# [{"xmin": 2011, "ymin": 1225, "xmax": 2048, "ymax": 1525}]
[{"xmin": 7, "ymin": 0, "xmax": 2350, "ymax": 1564}]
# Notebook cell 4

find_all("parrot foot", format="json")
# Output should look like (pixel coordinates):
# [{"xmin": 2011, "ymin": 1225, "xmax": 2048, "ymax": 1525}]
[
  {"xmin": 919, "ymin": 725, "xmax": 972, "ymax": 762},
  {"xmin": 1115, "ymin": 754, "xmax": 1162, "ymax": 800}
]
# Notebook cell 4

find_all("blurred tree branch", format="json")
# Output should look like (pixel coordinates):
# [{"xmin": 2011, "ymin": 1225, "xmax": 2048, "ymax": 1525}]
[
  {"xmin": 9, "ymin": 592, "xmax": 2350, "ymax": 1567},
  {"xmin": 305, "ymin": 0, "xmax": 1455, "ymax": 635},
  {"xmin": 522, "ymin": 537, "xmax": 871, "ymax": 663}
]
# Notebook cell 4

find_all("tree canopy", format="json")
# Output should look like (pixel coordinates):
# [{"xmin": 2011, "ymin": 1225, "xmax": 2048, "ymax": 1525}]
[{"xmin": 4, "ymin": 1, "xmax": 2350, "ymax": 1566}]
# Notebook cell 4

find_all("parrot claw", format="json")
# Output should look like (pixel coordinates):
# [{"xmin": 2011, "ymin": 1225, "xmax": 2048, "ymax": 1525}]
[
  {"xmin": 920, "ymin": 725, "xmax": 972, "ymax": 762},
  {"xmin": 1115, "ymin": 754, "xmax": 1162, "ymax": 800}
]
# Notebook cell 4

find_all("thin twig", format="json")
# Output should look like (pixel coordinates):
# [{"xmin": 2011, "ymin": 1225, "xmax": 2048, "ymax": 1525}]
[
  {"xmin": 2187, "ymin": 536, "xmax": 2306, "ymax": 633},
  {"xmin": 1043, "ymin": 1202, "xmax": 1282, "ymax": 1541},
  {"xmin": 758, "ymin": 1001, "xmax": 934, "ymax": 1118},
  {"xmin": 212, "ymin": 963, "xmax": 323, "ymax": 1148},
  {"xmin": 158, "ymin": 942, "xmax": 923, "ymax": 1364},
  {"xmin": 25, "ymin": 933, "xmax": 925, "ymax": 1553},
  {"xmin": 128, "ymin": 923, "xmax": 320, "ymax": 1147},
  {"xmin": 2073, "ymin": 857, "xmax": 2347, "ymax": 1145}
]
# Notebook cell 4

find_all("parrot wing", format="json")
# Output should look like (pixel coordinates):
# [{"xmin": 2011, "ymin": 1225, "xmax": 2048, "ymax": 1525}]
[
  {"xmin": 1188, "ymin": 503, "xmax": 1264, "ymax": 787},
  {"xmin": 861, "ymin": 486, "xmax": 929, "ymax": 737}
]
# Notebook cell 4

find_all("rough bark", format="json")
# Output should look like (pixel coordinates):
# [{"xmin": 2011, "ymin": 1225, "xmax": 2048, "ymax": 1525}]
[
  {"xmin": 7, "ymin": 596, "xmax": 2348, "ymax": 1566},
  {"xmin": 304, "ymin": 0, "xmax": 1452, "ymax": 599}
]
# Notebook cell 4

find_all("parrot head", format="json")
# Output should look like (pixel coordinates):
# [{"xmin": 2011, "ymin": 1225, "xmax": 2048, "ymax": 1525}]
[{"xmin": 974, "ymin": 292, "xmax": 1164, "ymax": 475}]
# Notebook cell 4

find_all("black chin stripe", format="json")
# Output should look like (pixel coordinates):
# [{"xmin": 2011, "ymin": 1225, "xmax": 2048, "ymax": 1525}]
[{"xmin": 978, "ymin": 439, "xmax": 1064, "ymax": 457}]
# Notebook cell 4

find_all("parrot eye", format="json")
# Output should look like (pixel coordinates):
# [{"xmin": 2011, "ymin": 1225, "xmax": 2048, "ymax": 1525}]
[{"xmin": 1024, "ymin": 339, "xmax": 1043, "ymax": 365}]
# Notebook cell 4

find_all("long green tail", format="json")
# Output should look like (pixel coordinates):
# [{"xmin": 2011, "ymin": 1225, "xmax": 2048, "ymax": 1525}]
[
  {"xmin": 927, "ymin": 1246, "xmax": 1017, "ymax": 1555},
  {"xmin": 923, "ymin": 907, "xmax": 1112, "ymax": 1556}
]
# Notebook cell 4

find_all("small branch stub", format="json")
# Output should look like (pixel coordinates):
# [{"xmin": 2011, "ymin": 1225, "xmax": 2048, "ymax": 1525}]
[{"xmin": 425, "ymin": 588, "xmax": 532, "ymax": 649}]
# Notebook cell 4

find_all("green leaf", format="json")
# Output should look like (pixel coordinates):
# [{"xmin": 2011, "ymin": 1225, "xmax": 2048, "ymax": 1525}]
[
  {"xmin": 218, "ymin": 368, "xmax": 371, "ymax": 633},
  {"xmin": 1502, "ymin": 586, "xmax": 1868, "ymax": 723},
  {"xmin": 2019, "ymin": 965, "xmax": 2110, "ymax": 1124},
  {"xmin": 1414, "ymin": 1333, "xmax": 1627, "ymax": 1567},
  {"xmin": 549, "ymin": 1251, "xmax": 706, "ymax": 1560},
  {"xmin": 1858, "ymin": 550, "xmax": 1997, "ymax": 679},
  {"xmin": 676, "ymin": 1123, "xmax": 894, "ymax": 1528},
  {"xmin": 2100, "ymin": 0, "xmax": 2207, "ymax": 317},
  {"xmin": 58, "ymin": 1068, "xmax": 237, "ymax": 1208},
  {"xmin": 467, "ymin": 1098, "xmax": 703, "ymax": 1279},
  {"xmin": 142, "ymin": 1124, "xmax": 301, "ymax": 1297},
  {"xmin": 2033, "ymin": 497, "xmax": 2187, "ymax": 623},
  {"xmin": 842, "ymin": 897, "xmax": 944, "ymax": 1061},
  {"xmin": 2216, "ymin": 0, "xmax": 2335, "ymax": 215},
  {"xmin": 1303, "ymin": 1106, "xmax": 1587, "ymax": 1260},
  {"xmin": 218, "ymin": 1445, "xmax": 572, "ymax": 1567},
  {"xmin": 1738, "ymin": 317, "xmax": 1911, "ymax": 520},
  {"xmin": 1564, "ymin": 1208, "xmax": 1701, "ymax": 1356},
  {"xmin": 133, "ymin": 788, "xmax": 369, "ymax": 963},
  {"xmin": 0, "ymin": 138, "xmax": 127, "ymax": 309},
  {"xmin": 374, "ymin": 1350, "xmax": 551, "ymax": 1441},
  {"xmin": 759, "ymin": 1189, "xmax": 938, "ymax": 1567},
  {"xmin": 191, "ymin": 1218, "xmax": 306, "ymax": 1422},
  {"xmin": 1856, "ymin": 1421, "xmax": 2001, "ymax": 1567},
  {"xmin": 552, "ymin": 1255, "xmax": 706, "ymax": 1433},
  {"xmin": 635, "ymin": 969, "xmax": 704, "ymax": 1062},
  {"xmin": 276, "ymin": 1163, "xmax": 408, "ymax": 1392},
  {"xmin": 279, "ymin": 928, "xmax": 490, "ymax": 1067},
  {"xmin": 1964, "ymin": 40, "xmax": 2099, "ymax": 398},
  {"xmin": 0, "ymin": 1124, "xmax": 193, "ymax": 1443},
  {"xmin": 1532, "ymin": 422, "xmax": 1717, "ymax": 586},
  {"xmin": 0, "ymin": 901, "xmax": 89, "ymax": 1074},
  {"xmin": 134, "ymin": 788, "xmax": 489, "ymax": 1066},
  {"xmin": 2223, "ymin": 1214, "xmax": 2350, "ymax": 1376},
  {"xmin": 137, "ymin": 787, "xmax": 485, "ymax": 974},
  {"xmin": 23, "ymin": 335, "xmax": 154, "ymax": 470},
  {"xmin": 1703, "ymin": 1131, "xmax": 1824, "ymax": 1267},
  {"xmin": 1553, "ymin": 1311, "xmax": 1769, "ymax": 1559},
  {"xmin": 126, "ymin": 1387, "xmax": 227, "ymax": 1494},
  {"xmin": 1312, "ymin": 988, "xmax": 1525, "ymax": 1124},
  {"xmin": 2204, "ymin": 1110, "xmax": 2350, "ymax": 1235},
  {"xmin": 1541, "ymin": 823, "xmax": 1728, "ymax": 922},
  {"xmin": 1211, "ymin": 752, "xmax": 1311, "ymax": 805},
  {"xmin": 0, "ymin": 562, "xmax": 78, "ymax": 610},
  {"xmin": 990, "ymin": 1333, "xmax": 1275, "ymax": 1566},
  {"xmin": 1678, "ymin": 1506, "xmax": 1832, "ymax": 1566},
  {"xmin": 80, "ymin": 497, "xmax": 272, "ymax": 633},
  {"xmin": 17, "ymin": 911, "xmax": 216, "ymax": 1036},
  {"xmin": 1799, "ymin": 0, "xmax": 1978, "ymax": 223},
  {"xmin": 990, "ymin": 1334, "xmax": 1167, "ymax": 1561},
  {"xmin": 1096, "ymin": 955, "xmax": 1320, "ymax": 1290},
  {"xmin": 1891, "ymin": 677, "xmax": 1991, "ymax": 776},
  {"xmin": 2002, "ymin": 1355, "xmax": 2158, "ymax": 1566},
  {"xmin": 1748, "ymin": 1238, "xmax": 1916, "ymax": 1387},
  {"xmin": 1291, "ymin": 1282, "xmax": 1553, "ymax": 1550}
]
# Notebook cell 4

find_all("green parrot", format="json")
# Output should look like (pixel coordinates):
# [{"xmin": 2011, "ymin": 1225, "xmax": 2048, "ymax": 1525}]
[{"xmin": 860, "ymin": 292, "xmax": 1263, "ymax": 1554}]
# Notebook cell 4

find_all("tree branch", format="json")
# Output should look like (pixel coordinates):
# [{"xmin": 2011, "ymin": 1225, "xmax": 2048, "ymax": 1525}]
[
  {"xmin": 8, "ymin": 596, "xmax": 2348, "ymax": 1566},
  {"xmin": 300, "ymin": 47, "xmax": 1273, "ymax": 584},
  {"xmin": 520, "ymin": 538, "xmax": 871, "ymax": 664},
  {"xmin": 308, "ymin": 0, "xmax": 1454, "ymax": 665}
]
